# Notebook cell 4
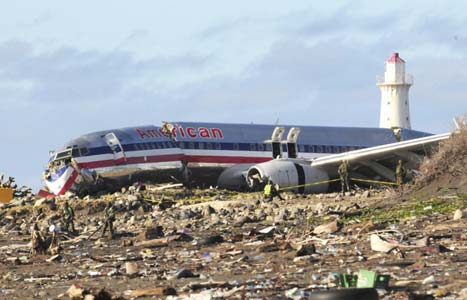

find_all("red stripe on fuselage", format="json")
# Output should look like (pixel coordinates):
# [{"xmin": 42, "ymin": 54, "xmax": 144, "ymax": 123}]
[
  {"xmin": 57, "ymin": 170, "xmax": 78, "ymax": 195},
  {"xmin": 184, "ymin": 155, "xmax": 271, "ymax": 164},
  {"xmin": 77, "ymin": 153, "xmax": 271, "ymax": 169}
]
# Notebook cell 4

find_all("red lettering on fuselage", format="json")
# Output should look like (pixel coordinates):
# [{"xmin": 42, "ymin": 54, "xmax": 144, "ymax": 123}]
[
  {"xmin": 198, "ymin": 127, "xmax": 210, "ymax": 138},
  {"xmin": 172, "ymin": 125, "xmax": 224, "ymax": 139},
  {"xmin": 211, "ymin": 128, "xmax": 223, "ymax": 139},
  {"xmin": 136, "ymin": 128, "xmax": 151, "ymax": 139},
  {"xmin": 137, "ymin": 125, "xmax": 224, "ymax": 140}
]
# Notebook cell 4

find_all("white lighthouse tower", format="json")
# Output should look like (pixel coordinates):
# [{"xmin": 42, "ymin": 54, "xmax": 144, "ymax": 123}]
[{"xmin": 377, "ymin": 52, "xmax": 413, "ymax": 129}]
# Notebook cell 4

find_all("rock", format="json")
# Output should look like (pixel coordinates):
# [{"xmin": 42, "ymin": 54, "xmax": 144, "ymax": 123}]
[
  {"xmin": 66, "ymin": 284, "xmax": 86, "ymax": 299},
  {"xmin": 203, "ymin": 205, "xmax": 216, "ymax": 216},
  {"xmin": 234, "ymin": 215, "xmax": 254, "ymax": 227},
  {"xmin": 361, "ymin": 190, "xmax": 371, "ymax": 198},
  {"xmin": 198, "ymin": 235, "xmax": 224, "ymax": 246},
  {"xmin": 125, "ymin": 262, "xmax": 139, "ymax": 276},
  {"xmin": 313, "ymin": 220, "xmax": 340, "ymax": 235},
  {"xmin": 422, "ymin": 275, "xmax": 436, "ymax": 285},
  {"xmin": 453, "ymin": 209, "xmax": 463, "ymax": 220},
  {"xmin": 296, "ymin": 243, "xmax": 316, "ymax": 257},
  {"xmin": 138, "ymin": 226, "xmax": 164, "ymax": 240},
  {"xmin": 127, "ymin": 287, "xmax": 177, "ymax": 298},
  {"xmin": 175, "ymin": 268, "xmax": 199, "ymax": 279}
]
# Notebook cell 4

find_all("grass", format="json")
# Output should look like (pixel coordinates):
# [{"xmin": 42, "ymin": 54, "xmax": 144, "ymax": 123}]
[{"xmin": 340, "ymin": 195, "xmax": 467, "ymax": 224}]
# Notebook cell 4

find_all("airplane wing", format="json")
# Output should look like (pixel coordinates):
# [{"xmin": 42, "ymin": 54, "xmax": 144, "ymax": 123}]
[{"xmin": 309, "ymin": 132, "xmax": 452, "ymax": 182}]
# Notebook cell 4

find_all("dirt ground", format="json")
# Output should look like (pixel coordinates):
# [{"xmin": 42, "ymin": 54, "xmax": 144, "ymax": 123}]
[
  {"xmin": 1, "ymin": 184, "xmax": 467, "ymax": 300},
  {"xmin": 1, "ymin": 128, "xmax": 466, "ymax": 300}
]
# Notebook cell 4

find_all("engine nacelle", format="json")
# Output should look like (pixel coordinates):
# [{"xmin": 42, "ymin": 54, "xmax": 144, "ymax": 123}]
[{"xmin": 247, "ymin": 159, "xmax": 329, "ymax": 194}]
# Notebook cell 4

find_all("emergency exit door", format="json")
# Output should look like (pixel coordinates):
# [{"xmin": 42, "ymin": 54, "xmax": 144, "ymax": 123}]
[{"xmin": 104, "ymin": 133, "xmax": 126, "ymax": 164}]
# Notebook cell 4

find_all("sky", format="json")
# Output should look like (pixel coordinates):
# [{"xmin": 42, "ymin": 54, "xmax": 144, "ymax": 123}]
[{"xmin": 1, "ymin": 1, "xmax": 466, "ymax": 190}]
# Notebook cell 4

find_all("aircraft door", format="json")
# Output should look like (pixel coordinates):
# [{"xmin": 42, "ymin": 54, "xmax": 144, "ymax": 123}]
[{"xmin": 104, "ymin": 133, "xmax": 126, "ymax": 165}]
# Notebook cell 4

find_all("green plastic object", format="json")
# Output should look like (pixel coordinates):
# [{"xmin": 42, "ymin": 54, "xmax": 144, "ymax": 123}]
[
  {"xmin": 339, "ymin": 274, "xmax": 358, "ymax": 288},
  {"xmin": 356, "ymin": 270, "xmax": 377, "ymax": 288}
]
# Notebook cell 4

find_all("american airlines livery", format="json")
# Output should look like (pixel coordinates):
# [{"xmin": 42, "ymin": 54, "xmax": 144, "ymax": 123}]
[
  {"xmin": 39, "ymin": 53, "xmax": 457, "ymax": 197},
  {"xmin": 40, "ymin": 121, "xmax": 451, "ymax": 197}
]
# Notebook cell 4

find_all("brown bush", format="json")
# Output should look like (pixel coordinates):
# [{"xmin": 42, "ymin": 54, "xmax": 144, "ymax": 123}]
[{"xmin": 413, "ymin": 124, "xmax": 467, "ymax": 188}]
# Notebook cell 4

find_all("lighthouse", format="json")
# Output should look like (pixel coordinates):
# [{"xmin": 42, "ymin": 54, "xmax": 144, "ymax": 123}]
[{"xmin": 377, "ymin": 52, "xmax": 413, "ymax": 129}]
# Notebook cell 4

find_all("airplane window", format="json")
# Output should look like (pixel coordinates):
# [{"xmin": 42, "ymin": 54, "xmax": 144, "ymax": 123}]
[
  {"xmin": 215, "ymin": 143, "xmax": 221, "ymax": 150},
  {"xmin": 299, "ymin": 145, "xmax": 305, "ymax": 152},
  {"xmin": 325, "ymin": 146, "xmax": 331, "ymax": 153},
  {"xmin": 198, "ymin": 142, "xmax": 204, "ymax": 149},
  {"xmin": 250, "ymin": 144, "xmax": 257, "ymax": 151},
  {"xmin": 258, "ymin": 144, "xmax": 264, "ymax": 151},
  {"xmin": 331, "ymin": 146, "xmax": 337, "ymax": 153},
  {"xmin": 79, "ymin": 148, "xmax": 89, "ymax": 156},
  {"xmin": 266, "ymin": 144, "xmax": 272, "ymax": 151},
  {"xmin": 233, "ymin": 143, "xmax": 239, "ymax": 151},
  {"xmin": 179, "ymin": 142, "xmax": 185, "ymax": 149},
  {"xmin": 71, "ymin": 148, "xmax": 80, "ymax": 157},
  {"xmin": 206, "ymin": 143, "xmax": 212, "ymax": 150},
  {"xmin": 316, "ymin": 146, "xmax": 323, "ymax": 153},
  {"xmin": 189, "ymin": 142, "xmax": 195, "ymax": 149}
]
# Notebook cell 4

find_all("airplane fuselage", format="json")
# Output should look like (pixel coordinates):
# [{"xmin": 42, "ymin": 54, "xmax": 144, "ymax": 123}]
[{"xmin": 43, "ymin": 122, "xmax": 432, "ymax": 195}]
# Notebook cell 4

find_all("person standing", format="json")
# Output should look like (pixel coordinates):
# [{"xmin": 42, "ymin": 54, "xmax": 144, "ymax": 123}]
[
  {"xmin": 102, "ymin": 202, "xmax": 116, "ymax": 239},
  {"xmin": 62, "ymin": 201, "xmax": 75, "ymax": 233},
  {"xmin": 338, "ymin": 160, "xmax": 350, "ymax": 195},
  {"xmin": 31, "ymin": 223, "xmax": 46, "ymax": 255},
  {"xmin": 395, "ymin": 160, "xmax": 406, "ymax": 186}
]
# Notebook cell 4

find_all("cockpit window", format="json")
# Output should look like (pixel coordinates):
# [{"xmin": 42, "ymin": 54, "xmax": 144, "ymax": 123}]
[{"xmin": 55, "ymin": 149, "xmax": 72, "ymax": 160}]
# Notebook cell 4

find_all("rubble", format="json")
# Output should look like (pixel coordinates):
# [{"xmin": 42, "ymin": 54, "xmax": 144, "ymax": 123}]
[{"xmin": 1, "ymin": 133, "xmax": 467, "ymax": 299}]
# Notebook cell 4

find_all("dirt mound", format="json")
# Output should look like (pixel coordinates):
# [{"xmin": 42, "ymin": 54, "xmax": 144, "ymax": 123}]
[{"xmin": 412, "ymin": 124, "xmax": 467, "ymax": 196}]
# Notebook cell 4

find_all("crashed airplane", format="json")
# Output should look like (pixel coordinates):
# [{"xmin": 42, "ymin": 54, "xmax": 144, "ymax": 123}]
[
  {"xmin": 39, "ymin": 53, "xmax": 456, "ymax": 196},
  {"xmin": 39, "ymin": 122, "xmax": 452, "ymax": 197}
]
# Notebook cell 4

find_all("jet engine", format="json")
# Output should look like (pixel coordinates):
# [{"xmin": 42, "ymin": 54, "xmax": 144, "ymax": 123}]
[{"xmin": 246, "ymin": 159, "xmax": 329, "ymax": 194}]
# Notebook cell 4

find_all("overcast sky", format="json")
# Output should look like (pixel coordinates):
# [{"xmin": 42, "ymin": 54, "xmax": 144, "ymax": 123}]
[{"xmin": 1, "ymin": 1, "xmax": 466, "ymax": 190}]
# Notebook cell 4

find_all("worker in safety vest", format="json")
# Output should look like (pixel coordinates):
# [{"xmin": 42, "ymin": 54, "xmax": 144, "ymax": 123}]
[{"xmin": 264, "ymin": 179, "xmax": 284, "ymax": 201}]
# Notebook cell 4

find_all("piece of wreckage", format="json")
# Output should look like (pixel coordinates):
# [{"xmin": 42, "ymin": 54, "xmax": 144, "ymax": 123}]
[{"xmin": 38, "ymin": 121, "xmax": 459, "ymax": 197}]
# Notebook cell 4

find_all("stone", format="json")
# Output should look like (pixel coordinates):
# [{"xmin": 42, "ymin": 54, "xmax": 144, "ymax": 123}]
[
  {"xmin": 198, "ymin": 235, "xmax": 224, "ymax": 246},
  {"xmin": 125, "ymin": 262, "xmax": 139, "ymax": 276},
  {"xmin": 313, "ymin": 220, "xmax": 340, "ymax": 235},
  {"xmin": 175, "ymin": 268, "xmax": 198, "ymax": 279},
  {"xmin": 66, "ymin": 284, "xmax": 86, "ymax": 299},
  {"xmin": 296, "ymin": 243, "xmax": 316, "ymax": 257},
  {"xmin": 234, "ymin": 215, "xmax": 254, "ymax": 227},
  {"xmin": 203, "ymin": 205, "xmax": 216, "ymax": 216},
  {"xmin": 453, "ymin": 209, "xmax": 463, "ymax": 220},
  {"xmin": 138, "ymin": 226, "xmax": 164, "ymax": 240}
]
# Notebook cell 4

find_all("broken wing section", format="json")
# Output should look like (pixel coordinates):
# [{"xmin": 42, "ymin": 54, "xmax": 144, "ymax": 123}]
[{"xmin": 310, "ymin": 132, "xmax": 452, "ymax": 184}]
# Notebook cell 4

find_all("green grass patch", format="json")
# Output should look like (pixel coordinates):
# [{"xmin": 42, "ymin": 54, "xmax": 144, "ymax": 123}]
[{"xmin": 340, "ymin": 196, "xmax": 467, "ymax": 224}]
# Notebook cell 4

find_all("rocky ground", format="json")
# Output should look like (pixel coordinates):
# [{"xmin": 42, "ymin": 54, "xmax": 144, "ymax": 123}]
[
  {"xmin": 1, "ymin": 185, "xmax": 467, "ymax": 300},
  {"xmin": 1, "ymin": 127, "xmax": 466, "ymax": 300}
]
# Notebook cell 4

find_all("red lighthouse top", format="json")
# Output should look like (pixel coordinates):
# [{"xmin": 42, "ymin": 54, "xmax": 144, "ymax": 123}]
[{"xmin": 386, "ymin": 52, "xmax": 405, "ymax": 63}]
